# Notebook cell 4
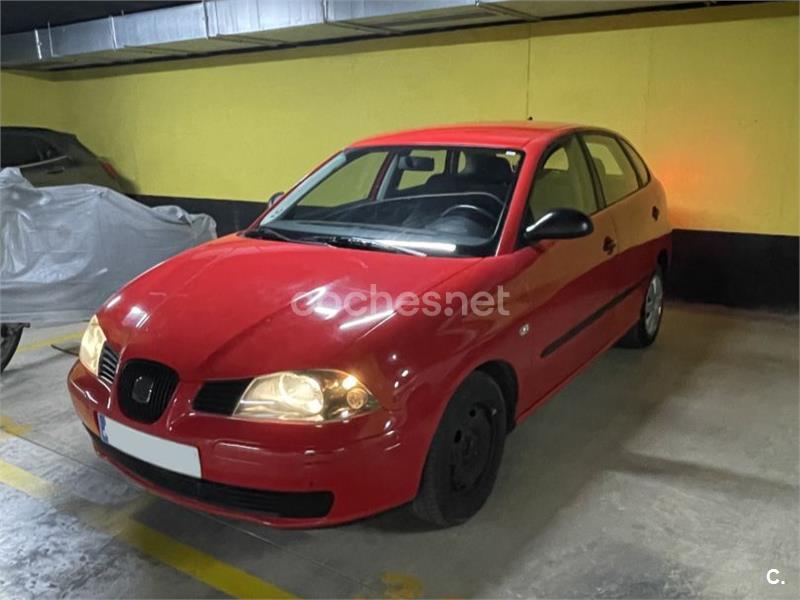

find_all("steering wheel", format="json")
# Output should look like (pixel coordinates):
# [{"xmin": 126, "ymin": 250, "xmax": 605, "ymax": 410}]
[{"xmin": 439, "ymin": 204, "xmax": 498, "ymax": 224}]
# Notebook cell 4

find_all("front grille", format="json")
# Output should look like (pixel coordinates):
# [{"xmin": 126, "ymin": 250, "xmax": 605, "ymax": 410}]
[
  {"xmin": 98, "ymin": 344, "xmax": 120, "ymax": 385},
  {"xmin": 193, "ymin": 379, "xmax": 251, "ymax": 415},
  {"xmin": 117, "ymin": 360, "xmax": 178, "ymax": 424},
  {"xmin": 89, "ymin": 430, "xmax": 333, "ymax": 519}
]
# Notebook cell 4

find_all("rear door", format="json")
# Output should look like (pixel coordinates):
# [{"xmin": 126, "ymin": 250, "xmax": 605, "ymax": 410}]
[
  {"xmin": 516, "ymin": 134, "xmax": 624, "ymax": 409},
  {"xmin": 581, "ymin": 133, "xmax": 660, "ymax": 307}
]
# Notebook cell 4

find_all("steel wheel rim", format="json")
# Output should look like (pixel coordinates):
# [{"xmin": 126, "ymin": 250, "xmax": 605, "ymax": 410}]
[
  {"xmin": 449, "ymin": 404, "xmax": 494, "ymax": 493},
  {"xmin": 644, "ymin": 274, "xmax": 664, "ymax": 336}
]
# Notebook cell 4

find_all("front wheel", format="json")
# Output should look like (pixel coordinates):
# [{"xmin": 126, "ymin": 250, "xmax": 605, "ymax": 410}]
[
  {"xmin": 411, "ymin": 371, "xmax": 507, "ymax": 527},
  {"xmin": 1, "ymin": 323, "xmax": 25, "ymax": 373},
  {"xmin": 617, "ymin": 267, "xmax": 665, "ymax": 348}
]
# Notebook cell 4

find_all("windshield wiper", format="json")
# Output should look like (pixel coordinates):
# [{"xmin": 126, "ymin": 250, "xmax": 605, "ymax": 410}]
[
  {"xmin": 320, "ymin": 236, "xmax": 426, "ymax": 257},
  {"xmin": 246, "ymin": 228, "xmax": 426, "ymax": 256},
  {"xmin": 243, "ymin": 226, "xmax": 327, "ymax": 246}
]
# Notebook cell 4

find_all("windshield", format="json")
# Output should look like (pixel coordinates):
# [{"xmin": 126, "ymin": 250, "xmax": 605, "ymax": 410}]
[{"xmin": 259, "ymin": 146, "xmax": 524, "ymax": 257}]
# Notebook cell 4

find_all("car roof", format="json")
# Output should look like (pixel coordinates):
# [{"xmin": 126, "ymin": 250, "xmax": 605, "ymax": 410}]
[
  {"xmin": 1, "ymin": 126, "xmax": 75, "ymax": 138},
  {"xmin": 350, "ymin": 121, "xmax": 583, "ymax": 150}
]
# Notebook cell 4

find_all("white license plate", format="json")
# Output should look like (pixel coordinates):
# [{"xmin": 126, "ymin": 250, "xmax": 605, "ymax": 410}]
[{"xmin": 98, "ymin": 414, "xmax": 201, "ymax": 478}]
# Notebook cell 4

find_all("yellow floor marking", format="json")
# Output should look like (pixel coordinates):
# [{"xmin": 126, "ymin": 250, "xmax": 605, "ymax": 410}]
[
  {"xmin": 16, "ymin": 331, "xmax": 83, "ymax": 354},
  {"xmin": 0, "ymin": 459, "xmax": 55, "ymax": 498},
  {"xmin": 0, "ymin": 458, "xmax": 297, "ymax": 599},
  {"xmin": 116, "ymin": 523, "xmax": 296, "ymax": 599},
  {"xmin": 380, "ymin": 572, "xmax": 424, "ymax": 599},
  {"xmin": 0, "ymin": 413, "xmax": 32, "ymax": 441}
]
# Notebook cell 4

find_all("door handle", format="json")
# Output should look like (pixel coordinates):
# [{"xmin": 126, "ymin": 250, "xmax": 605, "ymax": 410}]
[
  {"xmin": 47, "ymin": 166, "xmax": 66, "ymax": 174},
  {"xmin": 652, "ymin": 206, "xmax": 660, "ymax": 221},
  {"xmin": 603, "ymin": 236, "xmax": 616, "ymax": 255}
]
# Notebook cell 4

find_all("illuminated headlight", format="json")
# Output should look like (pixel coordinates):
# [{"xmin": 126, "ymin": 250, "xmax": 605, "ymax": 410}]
[
  {"xmin": 78, "ymin": 315, "xmax": 107, "ymax": 376},
  {"xmin": 235, "ymin": 370, "xmax": 378, "ymax": 422}
]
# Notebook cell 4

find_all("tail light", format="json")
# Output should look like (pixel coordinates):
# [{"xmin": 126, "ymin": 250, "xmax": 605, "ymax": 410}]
[{"xmin": 101, "ymin": 161, "xmax": 120, "ymax": 180}]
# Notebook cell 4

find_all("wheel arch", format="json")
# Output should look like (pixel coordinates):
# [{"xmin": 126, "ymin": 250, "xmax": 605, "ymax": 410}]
[
  {"xmin": 408, "ymin": 357, "xmax": 519, "ymax": 492},
  {"xmin": 657, "ymin": 248, "xmax": 669, "ymax": 276},
  {"xmin": 475, "ymin": 359, "xmax": 519, "ymax": 432}
]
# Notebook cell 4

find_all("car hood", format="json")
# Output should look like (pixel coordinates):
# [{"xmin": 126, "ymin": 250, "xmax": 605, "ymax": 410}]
[{"xmin": 100, "ymin": 235, "xmax": 479, "ymax": 379}]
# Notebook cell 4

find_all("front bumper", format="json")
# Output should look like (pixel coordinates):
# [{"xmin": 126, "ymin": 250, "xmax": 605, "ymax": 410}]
[{"xmin": 68, "ymin": 361, "xmax": 427, "ymax": 527}]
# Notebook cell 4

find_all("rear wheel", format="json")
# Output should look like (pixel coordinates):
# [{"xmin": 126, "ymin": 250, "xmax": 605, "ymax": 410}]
[
  {"xmin": 411, "ymin": 372, "xmax": 506, "ymax": 527},
  {"xmin": 617, "ymin": 267, "xmax": 664, "ymax": 348},
  {"xmin": 1, "ymin": 323, "xmax": 24, "ymax": 373}
]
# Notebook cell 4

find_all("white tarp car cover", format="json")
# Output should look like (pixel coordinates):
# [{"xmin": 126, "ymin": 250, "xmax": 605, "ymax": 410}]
[{"xmin": 0, "ymin": 168, "xmax": 217, "ymax": 325}]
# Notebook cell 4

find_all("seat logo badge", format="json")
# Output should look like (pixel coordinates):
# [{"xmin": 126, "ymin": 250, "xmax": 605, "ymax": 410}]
[
  {"xmin": 519, "ymin": 323, "xmax": 530, "ymax": 337},
  {"xmin": 131, "ymin": 375, "xmax": 155, "ymax": 404}
]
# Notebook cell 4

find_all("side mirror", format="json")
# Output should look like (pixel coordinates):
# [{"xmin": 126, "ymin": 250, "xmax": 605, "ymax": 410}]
[
  {"xmin": 524, "ymin": 208, "xmax": 593, "ymax": 243},
  {"xmin": 267, "ymin": 191, "xmax": 284, "ymax": 208}
]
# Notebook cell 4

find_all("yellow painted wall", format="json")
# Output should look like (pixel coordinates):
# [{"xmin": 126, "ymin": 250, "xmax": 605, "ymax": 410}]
[
  {"xmin": 55, "ymin": 25, "xmax": 531, "ymax": 202},
  {"xmin": 1, "ymin": 3, "xmax": 797, "ymax": 235},
  {"xmin": 528, "ymin": 5, "xmax": 799, "ymax": 235},
  {"xmin": 0, "ymin": 71, "xmax": 64, "ymax": 129}
]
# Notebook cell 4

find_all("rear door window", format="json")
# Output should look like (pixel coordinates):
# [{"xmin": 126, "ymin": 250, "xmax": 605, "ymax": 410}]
[{"xmin": 582, "ymin": 134, "xmax": 640, "ymax": 205}]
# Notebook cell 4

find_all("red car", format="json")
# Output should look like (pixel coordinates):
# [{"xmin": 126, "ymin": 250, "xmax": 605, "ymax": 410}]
[{"xmin": 68, "ymin": 122, "xmax": 670, "ymax": 527}]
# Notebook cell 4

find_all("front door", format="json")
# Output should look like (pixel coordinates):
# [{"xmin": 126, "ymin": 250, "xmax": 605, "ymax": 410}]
[{"xmin": 516, "ymin": 135, "xmax": 624, "ymax": 413}]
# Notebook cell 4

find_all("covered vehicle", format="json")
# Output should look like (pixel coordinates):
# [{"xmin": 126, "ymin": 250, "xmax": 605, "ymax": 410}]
[{"xmin": 0, "ymin": 169, "xmax": 216, "ymax": 370}]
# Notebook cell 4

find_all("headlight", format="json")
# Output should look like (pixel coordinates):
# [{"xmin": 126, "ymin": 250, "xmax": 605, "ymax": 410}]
[
  {"xmin": 235, "ymin": 370, "xmax": 378, "ymax": 422},
  {"xmin": 79, "ymin": 315, "xmax": 107, "ymax": 376}
]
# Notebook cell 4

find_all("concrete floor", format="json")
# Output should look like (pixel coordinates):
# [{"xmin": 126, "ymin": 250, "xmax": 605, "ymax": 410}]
[{"xmin": 0, "ymin": 303, "xmax": 797, "ymax": 599}]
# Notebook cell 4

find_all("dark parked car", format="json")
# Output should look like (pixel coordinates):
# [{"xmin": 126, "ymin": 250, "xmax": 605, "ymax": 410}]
[{"xmin": 0, "ymin": 127, "xmax": 123, "ymax": 192}]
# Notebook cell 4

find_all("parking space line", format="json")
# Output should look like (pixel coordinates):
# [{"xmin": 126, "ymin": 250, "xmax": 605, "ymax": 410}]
[
  {"xmin": 16, "ymin": 331, "xmax": 84, "ymax": 354},
  {"xmin": 0, "ymin": 458, "xmax": 55, "ymax": 498},
  {"xmin": 116, "ymin": 523, "xmax": 297, "ymax": 599},
  {"xmin": 0, "ymin": 413, "xmax": 32, "ymax": 440},
  {"xmin": 0, "ymin": 457, "xmax": 297, "ymax": 599}
]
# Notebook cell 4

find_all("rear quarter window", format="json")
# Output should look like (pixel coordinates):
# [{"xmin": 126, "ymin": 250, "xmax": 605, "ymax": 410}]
[{"xmin": 619, "ymin": 138, "xmax": 650, "ymax": 185}]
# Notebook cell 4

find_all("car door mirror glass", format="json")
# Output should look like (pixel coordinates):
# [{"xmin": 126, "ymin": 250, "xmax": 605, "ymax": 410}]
[{"xmin": 524, "ymin": 208, "xmax": 593, "ymax": 243}]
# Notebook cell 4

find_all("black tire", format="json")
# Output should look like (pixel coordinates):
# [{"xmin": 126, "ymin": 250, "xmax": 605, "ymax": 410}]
[
  {"xmin": 1, "ymin": 323, "xmax": 24, "ymax": 373},
  {"xmin": 411, "ymin": 371, "xmax": 507, "ymax": 527},
  {"xmin": 617, "ymin": 266, "xmax": 665, "ymax": 349}
]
